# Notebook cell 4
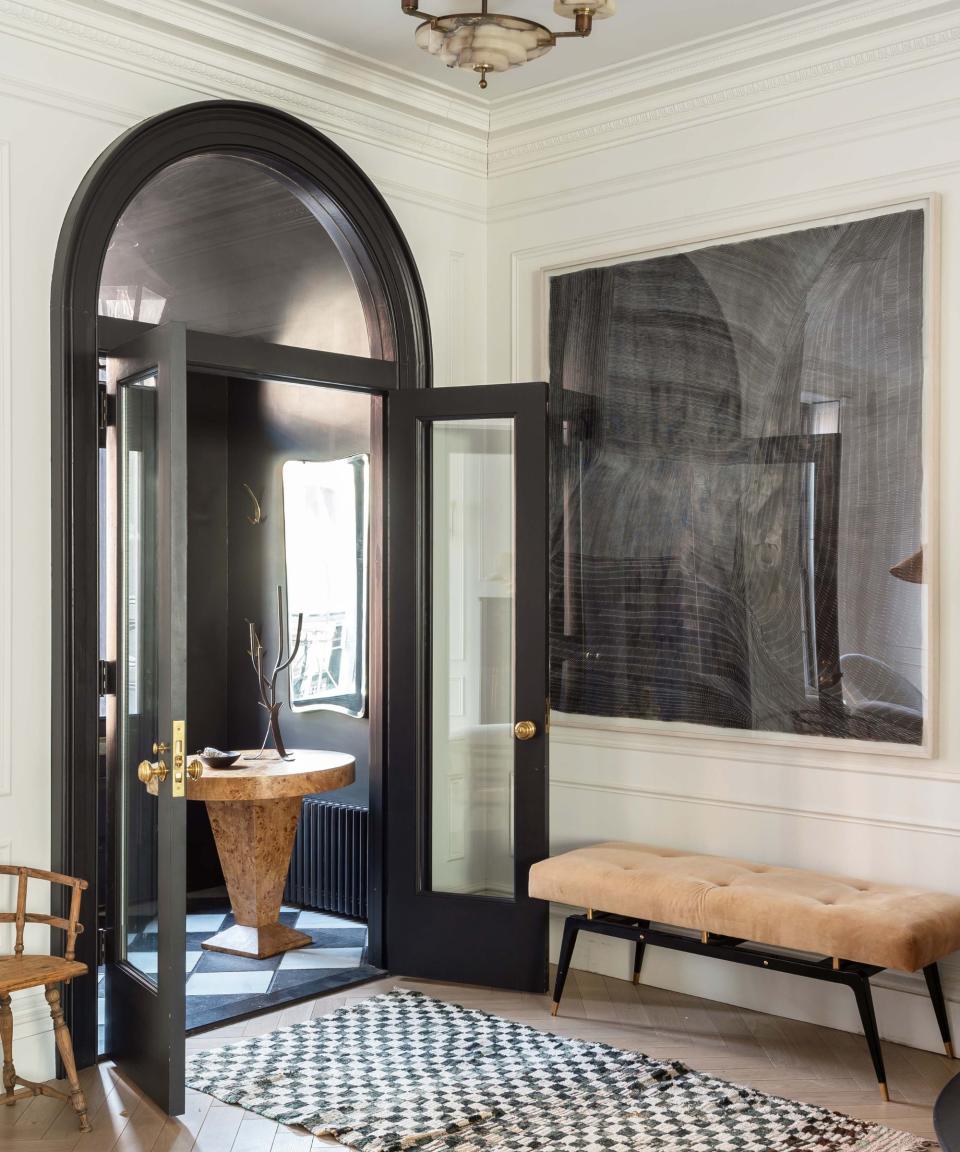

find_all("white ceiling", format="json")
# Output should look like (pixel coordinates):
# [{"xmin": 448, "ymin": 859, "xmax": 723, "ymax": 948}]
[{"xmin": 221, "ymin": 0, "xmax": 832, "ymax": 97}]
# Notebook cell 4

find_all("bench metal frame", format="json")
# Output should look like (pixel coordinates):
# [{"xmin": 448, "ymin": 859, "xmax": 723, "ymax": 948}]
[{"xmin": 552, "ymin": 911, "xmax": 955, "ymax": 1099}]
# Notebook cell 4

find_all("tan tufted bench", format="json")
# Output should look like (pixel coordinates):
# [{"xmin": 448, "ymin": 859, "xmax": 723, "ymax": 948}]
[{"xmin": 529, "ymin": 842, "xmax": 960, "ymax": 1098}]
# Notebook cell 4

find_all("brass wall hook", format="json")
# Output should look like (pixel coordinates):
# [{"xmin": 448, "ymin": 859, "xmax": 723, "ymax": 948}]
[{"xmin": 242, "ymin": 483, "xmax": 266, "ymax": 525}]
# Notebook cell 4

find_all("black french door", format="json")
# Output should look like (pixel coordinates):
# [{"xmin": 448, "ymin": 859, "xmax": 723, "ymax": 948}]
[
  {"xmin": 386, "ymin": 383, "xmax": 550, "ymax": 991},
  {"xmin": 104, "ymin": 322, "xmax": 189, "ymax": 1113},
  {"xmin": 99, "ymin": 323, "xmax": 550, "ymax": 1116}
]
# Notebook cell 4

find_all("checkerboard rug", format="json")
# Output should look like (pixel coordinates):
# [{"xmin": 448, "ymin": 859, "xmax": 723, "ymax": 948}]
[{"xmin": 186, "ymin": 989, "xmax": 931, "ymax": 1151}]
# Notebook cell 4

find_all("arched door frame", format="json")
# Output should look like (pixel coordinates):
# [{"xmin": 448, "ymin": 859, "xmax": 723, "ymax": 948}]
[{"xmin": 50, "ymin": 100, "xmax": 432, "ymax": 1066}]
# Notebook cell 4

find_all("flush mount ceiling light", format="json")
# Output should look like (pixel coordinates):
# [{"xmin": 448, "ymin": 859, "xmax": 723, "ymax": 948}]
[{"xmin": 401, "ymin": 0, "xmax": 616, "ymax": 89}]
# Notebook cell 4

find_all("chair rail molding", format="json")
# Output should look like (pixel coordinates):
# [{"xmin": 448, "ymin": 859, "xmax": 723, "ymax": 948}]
[{"xmin": 0, "ymin": 137, "xmax": 10, "ymax": 801}]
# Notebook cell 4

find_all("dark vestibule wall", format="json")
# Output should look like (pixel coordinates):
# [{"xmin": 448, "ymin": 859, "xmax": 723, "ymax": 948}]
[{"xmin": 185, "ymin": 372, "xmax": 372, "ymax": 893}]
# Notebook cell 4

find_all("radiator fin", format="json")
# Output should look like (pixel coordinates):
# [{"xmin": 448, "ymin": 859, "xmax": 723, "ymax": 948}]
[{"xmin": 285, "ymin": 798, "xmax": 368, "ymax": 920}]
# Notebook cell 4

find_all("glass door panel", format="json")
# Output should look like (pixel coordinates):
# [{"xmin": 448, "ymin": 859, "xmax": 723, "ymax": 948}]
[
  {"xmin": 118, "ymin": 374, "xmax": 160, "ymax": 976},
  {"xmin": 430, "ymin": 419, "xmax": 516, "ymax": 899}
]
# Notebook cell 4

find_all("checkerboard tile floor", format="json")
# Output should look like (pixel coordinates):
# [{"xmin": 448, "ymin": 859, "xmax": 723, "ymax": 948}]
[{"xmin": 99, "ymin": 903, "xmax": 375, "ymax": 1037}]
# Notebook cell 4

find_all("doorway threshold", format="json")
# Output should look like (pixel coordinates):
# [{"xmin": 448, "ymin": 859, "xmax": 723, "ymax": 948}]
[{"xmin": 186, "ymin": 964, "xmax": 386, "ymax": 1034}]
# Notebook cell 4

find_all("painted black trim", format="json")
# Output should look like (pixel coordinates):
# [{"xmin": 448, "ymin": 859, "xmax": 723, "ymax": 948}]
[
  {"xmin": 51, "ymin": 100, "xmax": 431, "ymax": 1071},
  {"xmin": 552, "ymin": 912, "xmax": 955, "ymax": 1097},
  {"xmin": 386, "ymin": 382, "xmax": 550, "ymax": 992}
]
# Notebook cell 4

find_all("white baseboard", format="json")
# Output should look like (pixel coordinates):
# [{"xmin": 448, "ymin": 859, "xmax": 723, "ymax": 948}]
[
  {"xmin": 10, "ymin": 989, "xmax": 55, "ymax": 1082},
  {"xmin": 549, "ymin": 910, "xmax": 960, "ymax": 1057}
]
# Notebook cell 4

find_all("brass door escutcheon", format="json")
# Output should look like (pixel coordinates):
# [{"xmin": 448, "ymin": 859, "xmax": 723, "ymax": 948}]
[{"xmin": 514, "ymin": 720, "xmax": 537, "ymax": 741}]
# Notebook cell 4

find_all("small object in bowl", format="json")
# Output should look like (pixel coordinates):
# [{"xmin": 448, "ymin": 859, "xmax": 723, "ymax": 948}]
[{"xmin": 198, "ymin": 747, "xmax": 242, "ymax": 770}]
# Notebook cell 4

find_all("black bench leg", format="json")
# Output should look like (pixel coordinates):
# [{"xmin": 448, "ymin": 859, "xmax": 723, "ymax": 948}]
[
  {"xmin": 924, "ymin": 963, "xmax": 954, "ymax": 1058},
  {"xmin": 633, "ymin": 919, "xmax": 650, "ymax": 985},
  {"xmin": 551, "ymin": 916, "xmax": 580, "ymax": 1017},
  {"xmin": 850, "ymin": 973, "xmax": 888, "ymax": 1100}
]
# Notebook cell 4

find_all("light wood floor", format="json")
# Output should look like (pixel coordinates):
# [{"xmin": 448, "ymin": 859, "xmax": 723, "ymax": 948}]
[{"xmin": 3, "ymin": 968, "xmax": 956, "ymax": 1150}]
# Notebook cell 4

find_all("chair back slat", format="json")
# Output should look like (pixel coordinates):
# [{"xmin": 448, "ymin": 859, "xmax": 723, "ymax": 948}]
[
  {"xmin": 0, "ymin": 865, "xmax": 87, "ymax": 959},
  {"xmin": 14, "ymin": 869, "xmax": 27, "ymax": 956}
]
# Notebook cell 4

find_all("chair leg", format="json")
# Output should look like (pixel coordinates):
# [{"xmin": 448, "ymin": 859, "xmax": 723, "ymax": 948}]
[
  {"xmin": 0, "ymin": 993, "xmax": 14, "ymax": 1104},
  {"xmin": 551, "ymin": 916, "xmax": 580, "ymax": 1017},
  {"xmin": 633, "ymin": 920, "xmax": 650, "ymax": 986},
  {"xmin": 850, "ymin": 974, "xmax": 888, "ymax": 1101},
  {"xmin": 923, "ymin": 963, "xmax": 954, "ymax": 1058},
  {"xmin": 45, "ymin": 985, "xmax": 90, "ymax": 1132}
]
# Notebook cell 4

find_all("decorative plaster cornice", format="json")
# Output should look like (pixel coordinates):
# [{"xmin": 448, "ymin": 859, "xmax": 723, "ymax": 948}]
[
  {"xmin": 2, "ymin": 0, "xmax": 960, "ymax": 180},
  {"xmin": 488, "ymin": 12, "xmax": 960, "ymax": 174},
  {"xmin": 0, "ymin": 0, "xmax": 488, "ymax": 176}
]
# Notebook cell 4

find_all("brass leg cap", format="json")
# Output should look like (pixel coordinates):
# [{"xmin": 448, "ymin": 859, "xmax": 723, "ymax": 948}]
[
  {"xmin": 946, "ymin": 1041, "xmax": 955, "ymax": 1059},
  {"xmin": 632, "ymin": 972, "xmax": 640, "ymax": 985},
  {"xmin": 879, "ymin": 1083, "xmax": 889, "ymax": 1102},
  {"xmin": 550, "ymin": 1002, "xmax": 559, "ymax": 1017}
]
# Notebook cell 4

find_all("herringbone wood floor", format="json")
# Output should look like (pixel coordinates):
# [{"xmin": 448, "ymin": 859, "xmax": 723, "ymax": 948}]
[{"xmin": 2, "ymin": 968, "xmax": 955, "ymax": 1150}]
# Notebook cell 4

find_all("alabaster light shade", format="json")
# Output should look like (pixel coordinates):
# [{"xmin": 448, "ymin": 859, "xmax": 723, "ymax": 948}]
[
  {"xmin": 415, "ymin": 14, "xmax": 553, "ymax": 75},
  {"xmin": 553, "ymin": 0, "xmax": 616, "ymax": 18}
]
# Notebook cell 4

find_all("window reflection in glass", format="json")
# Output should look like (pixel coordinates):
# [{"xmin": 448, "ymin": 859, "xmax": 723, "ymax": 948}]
[{"xmin": 282, "ymin": 456, "xmax": 369, "ymax": 717}]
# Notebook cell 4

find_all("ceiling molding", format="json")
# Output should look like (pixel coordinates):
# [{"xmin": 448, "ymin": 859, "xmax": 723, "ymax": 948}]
[
  {"xmin": 488, "ymin": 2, "xmax": 960, "ymax": 174},
  {"xmin": 0, "ymin": 0, "xmax": 489, "ymax": 176},
  {"xmin": 489, "ymin": 94, "xmax": 960, "ymax": 219},
  {"xmin": 3, "ymin": 0, "xmax": 960, "ymax": 183},
  {"xmin": 489, "ymin": 0, "xmax": 954, "ymax": 126}
]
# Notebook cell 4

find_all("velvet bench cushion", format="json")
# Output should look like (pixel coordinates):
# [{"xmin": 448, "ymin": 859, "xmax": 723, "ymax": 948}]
[{"xmin": 528, "ymin": 841, "xmax": 960, "ymax": 973}]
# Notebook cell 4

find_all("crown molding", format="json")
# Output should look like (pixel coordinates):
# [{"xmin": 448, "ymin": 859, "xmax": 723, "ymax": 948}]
[
  {"xmin": 488, "ymin": 0, "xmax": 960, "ymax": 175},
  {"xmin": 0, "ymin": 0, "xmax": 489, "ymax": 177}
]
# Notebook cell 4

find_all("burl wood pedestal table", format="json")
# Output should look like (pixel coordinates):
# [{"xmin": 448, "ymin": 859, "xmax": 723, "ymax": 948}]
[{"xmin": 189, "ymin": 750, "xmax": 354, "ymax": 959}]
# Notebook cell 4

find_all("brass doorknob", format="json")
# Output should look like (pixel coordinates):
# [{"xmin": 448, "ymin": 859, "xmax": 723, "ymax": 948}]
[
  {"xmin": 137, "ymin": 759, "xmax": 168, "ymax": 785},
  {"xmin": 152, "ymin": 741, "xmax": 170, "ymax": 756},
  {"xmin": 514, "ymin": 720, "xmax": 538, "ymax": 741},
  {"xmin": 186, "ymin": 759, "xmax": 203, "ymax": 782}
]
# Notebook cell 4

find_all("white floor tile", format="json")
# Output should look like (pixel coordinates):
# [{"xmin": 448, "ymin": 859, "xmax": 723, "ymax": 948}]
[
  {"xmin": 278, "ymin": 947, "xmax": 363, "ymax": 971},
  {"xmin": 128, "ymin": 950, "xmax": 204, "ymax": 975},
  {"xmin": 187, "ymin": 913, "xmax": 229, "ymax": 932},
  {"xmin": 187, "ymin": 971, "xmax": 273, "ymax": 996},
  {"xmin": 143, "ymin": 913, "xmax": 228, "ymax": 934},
  {"xmin": 294, "ymin": 912, "xmax": 357, "ymax": 930}
]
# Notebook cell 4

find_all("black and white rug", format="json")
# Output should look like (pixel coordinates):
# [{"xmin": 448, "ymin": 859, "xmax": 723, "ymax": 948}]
[{"xmin": 186, "ymin": 988, "xmax": 931, "ymax": 1152}]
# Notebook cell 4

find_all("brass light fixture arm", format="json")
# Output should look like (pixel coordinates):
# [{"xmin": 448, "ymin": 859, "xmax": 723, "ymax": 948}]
[{"xmin": 399, "ymin": 0, "xmax": 594, "ymax": 39}]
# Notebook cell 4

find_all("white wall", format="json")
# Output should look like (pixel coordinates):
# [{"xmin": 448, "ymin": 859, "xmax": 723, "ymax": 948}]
[
  {"xmin": 0, "ymin": 0, "xmax": 488, "ymax": 1079},
  {"xmin": 487, "ymin": 0, "xmax": 960, "ymax": 1054}
]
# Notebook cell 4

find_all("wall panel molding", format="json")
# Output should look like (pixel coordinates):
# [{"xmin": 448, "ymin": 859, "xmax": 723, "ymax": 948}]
[
  {"xmin": 489, "ymin": 95, "xmax": 960, "ymax": 221},
  {"xmin": 550, "ymin": 775, "xmax": 960, "ymax": 842},
  {"xmin": 0, "ymin": 139, "xmax": 10, "ymax": 801}
]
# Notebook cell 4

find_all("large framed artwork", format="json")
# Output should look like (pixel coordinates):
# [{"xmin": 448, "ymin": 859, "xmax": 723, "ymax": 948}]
[{"xmin": 547, "ymin": 202, "xmax": 936, "ymax": 753}]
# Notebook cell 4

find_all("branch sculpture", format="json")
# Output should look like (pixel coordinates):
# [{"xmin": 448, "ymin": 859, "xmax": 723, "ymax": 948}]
[{"xmin": 247, "ymin": 585, "xmax": 303, "ymax": 760}]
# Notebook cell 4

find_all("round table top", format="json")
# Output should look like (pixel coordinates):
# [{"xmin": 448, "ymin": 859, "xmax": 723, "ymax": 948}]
[{"xmin": 186, "ymin": 749, "xmax": 355, "ymax": 801}]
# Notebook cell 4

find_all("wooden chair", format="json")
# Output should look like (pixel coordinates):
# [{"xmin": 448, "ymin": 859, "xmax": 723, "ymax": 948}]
[{"xmin": 0, "ymin": 864, "xmax": 90, "ymax": 1132}]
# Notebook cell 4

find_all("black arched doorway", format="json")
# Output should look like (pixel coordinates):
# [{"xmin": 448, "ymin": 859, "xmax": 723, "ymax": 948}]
[
  {"xmin": 51, "ymin": 101, "xmax": 431, "ymax": 1075},
  {"xmin": 51, "ymin": 99, "xmax": 549, "ymax": 1118}
]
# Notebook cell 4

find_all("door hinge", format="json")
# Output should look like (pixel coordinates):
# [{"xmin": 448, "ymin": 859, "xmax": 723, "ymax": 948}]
[
  {"xmin": 98, "ymin": 386, "xmax": 116, "ymax": 431},
  {"xmin": 98, "ymin": 659, "xmax": 116, "ymax": 697},
  {"xmin": 97, "ymin": 926, "xmax": 108, "ymax": 967}
]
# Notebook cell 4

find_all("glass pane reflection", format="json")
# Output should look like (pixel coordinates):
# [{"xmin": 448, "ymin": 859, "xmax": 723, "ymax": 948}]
[
  {"xmin": 118, "ymin": 376, "xmax": 160, "ymax": 979},
  {"xmin": 99, "ymin": 153, "xmax": 377, "ymax": 358},
  {"xmin": 430, "ymin": 419, "xmax": 516, "ymax": 899}
]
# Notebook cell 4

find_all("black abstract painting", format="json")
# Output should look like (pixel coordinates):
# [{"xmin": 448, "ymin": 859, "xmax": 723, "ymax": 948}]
[{"xmin": 549, "ymin": 210, "xmax": 926, "ymax": 744}]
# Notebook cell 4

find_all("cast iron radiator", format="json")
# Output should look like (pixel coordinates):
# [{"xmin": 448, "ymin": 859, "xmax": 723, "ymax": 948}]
[{"xmin": 285, "ymin": 797, "xmax": 368, "ymax": 920}]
